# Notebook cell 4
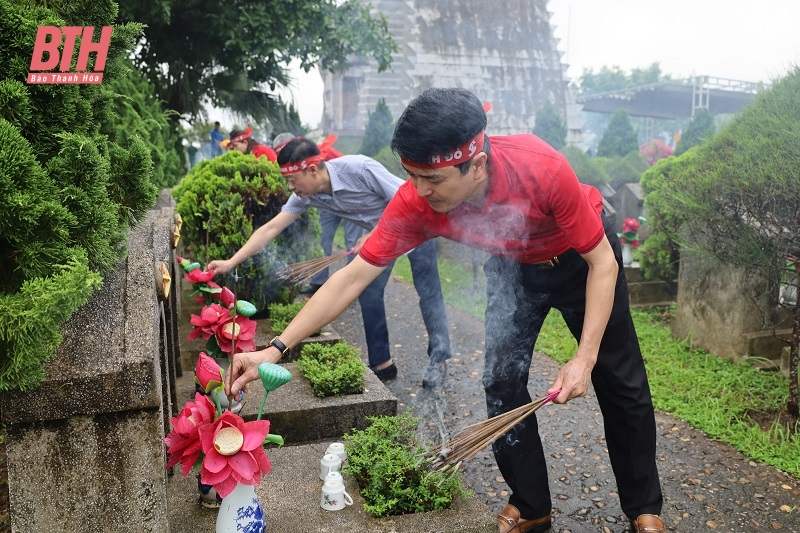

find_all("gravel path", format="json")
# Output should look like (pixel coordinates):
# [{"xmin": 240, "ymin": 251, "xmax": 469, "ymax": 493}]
[{"xmin": 327, "ymin": 269, "xmax": 800, "ymax": 533}]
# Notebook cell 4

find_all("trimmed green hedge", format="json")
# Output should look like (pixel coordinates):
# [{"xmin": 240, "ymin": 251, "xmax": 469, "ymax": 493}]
[
  {"xmin": 173, "ymin": 150, "xmax": 321, "ymax": 310},
  {"xmin": 297, "ymin": 341, "xmax": 365, "ymax": 398},
  {"xmin": 0, "ymin": 0, "xmax": 168, "ymax": 391}
]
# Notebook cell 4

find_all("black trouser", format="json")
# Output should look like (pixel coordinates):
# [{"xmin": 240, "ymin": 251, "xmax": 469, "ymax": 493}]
[{"xmin": 482, "ymin": 224, "xmax": 662, "ymax": 521}]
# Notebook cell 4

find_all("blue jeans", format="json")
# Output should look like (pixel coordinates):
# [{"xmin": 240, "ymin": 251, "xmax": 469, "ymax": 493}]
[
  {"xmin": 357, "ymin": 239, "xmax": 452, "ymax": 369},
  {"xmin": 310, "ymin": 211, "xmax": 364, "ymax": 287}
]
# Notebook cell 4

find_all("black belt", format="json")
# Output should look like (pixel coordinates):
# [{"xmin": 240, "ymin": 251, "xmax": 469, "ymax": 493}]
[{"xmin": 531, "ymin": 257, "xmax": 560, "ymax": 269}]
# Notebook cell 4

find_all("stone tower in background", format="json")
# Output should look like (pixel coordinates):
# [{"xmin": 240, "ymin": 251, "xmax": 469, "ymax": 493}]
[{"xmin": 322, "ymin": 0, "xmax": 568, "ymax": 136}]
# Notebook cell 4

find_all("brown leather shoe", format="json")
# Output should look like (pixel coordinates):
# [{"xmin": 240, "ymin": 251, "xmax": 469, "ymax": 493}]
[
  {"xmin": 496, "ymin": 504, "xmax": 551, "ymax": 533},
  {"xmin": 633, "ymin": 514, "xmax": 666, "ymax": 532}
]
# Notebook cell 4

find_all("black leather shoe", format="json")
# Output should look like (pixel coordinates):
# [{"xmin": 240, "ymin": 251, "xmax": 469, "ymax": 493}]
[
  {"xmin": 422, "ymin": 361, "xmax": 447, "ymax": 389},
  {"xmin": 298, "ymin": 283, "xmax": 321, "ymax": 295},
  {"xmin": 372, "ymin": 362, "xmax": 397, "ymax": 381}
]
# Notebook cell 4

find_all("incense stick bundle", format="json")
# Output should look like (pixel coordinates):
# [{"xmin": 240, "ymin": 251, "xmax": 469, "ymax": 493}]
[
  {"xmin": 427, "ymin": 390, "xmax": 560, "ymax": 474},
  {"xmin": 275, "ymin": 252, "xmax": 351, "ymax": 285}
]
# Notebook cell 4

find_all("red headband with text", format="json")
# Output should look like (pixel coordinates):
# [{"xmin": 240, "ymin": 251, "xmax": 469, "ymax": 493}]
[
  {"xmin": 279, "ymin": 155, "xmax": 323, "ymax": 176},
  {"xmin": 230, "ymin": 127, "xmax": 252, "ymax": 144},
  {"xmin": 400, "ymin": 102, "xmax": 492, "ymax": 170},
  {"xmin": 401, "ymin": 130, "xmax": 485, "ymax": 170}
]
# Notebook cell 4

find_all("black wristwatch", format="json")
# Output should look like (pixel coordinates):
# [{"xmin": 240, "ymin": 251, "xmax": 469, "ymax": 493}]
[{"xmin": 267, "ymin": 336, "xmax": 290, "ymax": 355}]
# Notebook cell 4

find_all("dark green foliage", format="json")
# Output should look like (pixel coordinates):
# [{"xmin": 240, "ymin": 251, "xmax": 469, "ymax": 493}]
[
  {"xmin": 371, "ymin": 146, "xmax": 405, "ymax": 179},
  {"xmin": 0, "ymin": 261, "xmax": 102, "ymax": 391},
  {"xmin": 343, "ymin": 412, "xmax": 467, "ymax": 517},
  {"xmin": 0, "ymin": 119, "xmax": 83, "ymax": 291},
  {"xmin": 624, "ymin": 151, "xmax": 650, "ymax": 174},
  {"xmin": 596, "ymin": 155, "xmax": 643, "ymax": 189},
  {"xmin": 639, "ymin": 154, "xmax": 696, "ymax": 283},
  {"xmin": 664, "ymin": 68, "xmax": 800, "ymax": 276},
  {"xmin": 532, "ymin": 100, "xmax": 567, "ymax": 150},
  {"xmin": 359, "ymin": 99, "xmax": 394, "ymax": 157},
  {"xmin": 172, "ymin": 151, "xmax": 321, "ymax": 310},
  {"xmin": 674, "ymin": 108, "xmax": 716, "ymax": 156},
  {"xmin": 297, "ymin": 342, "xmax": 365, "ymax": 398},
  {"xmin": 560, "ymin": 145, "xmax": 609, "ymax": 185},
  {"xmin": 658, "ymin": 66, "xmax": 800, "ymax": 414},
  {"xmin": 267, "ymin": 301, "xmax": 321, "ymax": 336},
  {"xmin": 0, "ymin": 1, "xmax": 162, "ymax": 390},
  {"xmin": 118, "ymin": 0, "xmax": 398, "ymax": 122},
  {"xmin": 102, "ymin": 61, "xmax": 183, "ymax": 189},
  {"xmin": 269, "ymin": 101, "xmax": 307, "ymax": 138},
  {"xmin": 597, "ymin": 109, "xmax": 638, "ymax": 158}
]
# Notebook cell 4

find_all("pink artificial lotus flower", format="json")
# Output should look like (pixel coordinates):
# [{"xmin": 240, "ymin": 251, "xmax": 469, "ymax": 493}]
[
  {"xmin": 193, "ymin": 280, "xmax": 221, "ymax": 304},
  {"xmin": 165, "ymin": 393, "xmax": 217, "ymax": 477},
  {"xmin": 215, "ymin": 315, "xmax": 257, "ymax": 354},
  {"xmin": 188, "ymin": 303, "xmax": 230, "ymax": 340},
  {"xmin": 215, "ymin": 286, "xmax": 236, "ymax": 308},
  {"xmin": 185, "ymin": 268, "xmax": 216, "ymax": 285},
  {"xmin": 194, "ymin": 352, "xmax": 224, "ymax": 393},
  {"xmin": 199, "ymin": 411, "xmax": 272, "ymax": 498}
]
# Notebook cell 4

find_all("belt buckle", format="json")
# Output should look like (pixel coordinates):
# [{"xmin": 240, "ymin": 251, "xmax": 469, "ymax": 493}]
[{"xmin": 535, "ymin": 257, "xmax": 559, "ymax": 269}]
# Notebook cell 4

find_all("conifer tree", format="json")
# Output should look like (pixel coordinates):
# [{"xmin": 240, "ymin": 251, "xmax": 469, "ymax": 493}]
[
  {"xmin": 0, "ymin": 0, "xmax": 160, "ymax": 390},
  {"xmin": 360, "ymin": 99, "xmax": 394, "ymax": 157},
  {"xmin": 597, "ymin": 109, "xmax": 638, "ymax": 158},
  {"xmin": 674, "ymin": 108, "xmax": 715, "ymax": 156},
  {"xmin": 533, "ymin": 101, "xmax": 567, "ymax": 150}
]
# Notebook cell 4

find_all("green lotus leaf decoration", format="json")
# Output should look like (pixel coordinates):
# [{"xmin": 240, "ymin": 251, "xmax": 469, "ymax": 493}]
[
  {"xmin": 256, "ymin": 362, "xmax": 292, "ymax": 420},
  {"xmin": 259, "ymin": 362, "xmax": 292, "ymax": 391},
  {"xmin": 235, "ymin": 300, "xmax": 257, "ymax": 317}
]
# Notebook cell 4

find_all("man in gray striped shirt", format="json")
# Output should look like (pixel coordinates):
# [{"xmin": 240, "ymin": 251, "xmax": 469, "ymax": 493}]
[{"xmin": 208, "ymin": 137, "xmax": 451, "ymax": 387}]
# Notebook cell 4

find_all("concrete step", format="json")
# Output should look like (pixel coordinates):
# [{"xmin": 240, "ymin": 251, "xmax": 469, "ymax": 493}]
[
  {"xmin": 175, "ymin": 362, "xmax": 397, "ymax": 446},
  {"xmin": 166, "ymin": 441, "xmax": 496, "ymax": 532}
]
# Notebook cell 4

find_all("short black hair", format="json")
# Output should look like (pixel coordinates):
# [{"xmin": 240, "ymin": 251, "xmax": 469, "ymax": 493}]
[
  {"xmin": 391, "ymin": 88, "xmax": 487, "ymax": 170},
  {"xmin": 277, "ymin": 137, "xmax": 322, "ymax": 166}
]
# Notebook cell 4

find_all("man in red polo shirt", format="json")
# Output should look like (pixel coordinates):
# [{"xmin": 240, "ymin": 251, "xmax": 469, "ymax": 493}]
[{"xmin": 225, "ymin": 88, "xmax": 665, "ymax": 533}]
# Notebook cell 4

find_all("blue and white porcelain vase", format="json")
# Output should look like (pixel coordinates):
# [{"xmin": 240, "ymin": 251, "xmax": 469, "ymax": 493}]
[
  {"xmin": 216, "ymin": 482, "xmax": 266, "ymax": 533},
  {"xmin": 197, "ymin": 475, "xmax": 222, "ymax": 508}
]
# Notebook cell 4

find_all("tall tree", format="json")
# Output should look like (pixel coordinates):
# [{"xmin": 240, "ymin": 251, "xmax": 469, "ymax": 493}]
[
  {"xmin": 118, "ymin": 0, "xmax": 397, "ymax": 124},
  {"xmin": 533, "ymin": 101, "xmax": 567, "ymax": 150},
  {"xmin": 360, "ymin": 98, "xmax": 394, "ymax": 156},
  {"xmin": 674, "ymin": 108, "xmax": 716, "ymax": 156},
  {"xmin": 575, "ymin": 62, "xmax": 669, "ymax": 97},
  {"xmin": 664, "ymin": 66, "xmax": 800, "ymax": 416},
  {"xmin": 597, "ymin": 109, "xmax": 638, "ymax": 158}
]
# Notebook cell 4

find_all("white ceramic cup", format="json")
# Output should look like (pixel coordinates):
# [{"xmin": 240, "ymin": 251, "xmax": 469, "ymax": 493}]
[
  {"xmin": 325, "ymin": 442, "xmax": 347, "ymax": 464},
  {"xmin": 325, "ymin": 471, "xmax": 344, "ymax": 485},
  {"xmin": 320, "ymin": 480, "xmax": 353, "ymax": 511},
  {"xmin": 319, "ymin": 453, "xmax": 342, "ymax": 481}
]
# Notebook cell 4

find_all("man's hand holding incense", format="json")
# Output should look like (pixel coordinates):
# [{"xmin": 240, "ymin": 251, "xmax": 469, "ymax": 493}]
[{"xmin": 548, "ymin": 352, "xmax": 594, "ymax": 404}]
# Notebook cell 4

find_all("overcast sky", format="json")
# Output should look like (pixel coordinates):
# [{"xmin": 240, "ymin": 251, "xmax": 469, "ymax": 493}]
[{"xmin": 283, "ymin": 1, "xmax": 800, "ymax": 129}]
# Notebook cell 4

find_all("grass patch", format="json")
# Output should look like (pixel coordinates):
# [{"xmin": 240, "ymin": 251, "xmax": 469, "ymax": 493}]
[{"xmin": 388, "ymin": 243, "xmax": 800, "ymax": 478}]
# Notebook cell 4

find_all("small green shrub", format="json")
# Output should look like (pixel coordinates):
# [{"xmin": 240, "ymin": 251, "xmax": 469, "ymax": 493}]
[
  {"xmin": 267, "ymin": 301, "xmax": 322, "ymax": 336},
  {"xmin": 343, "ymin": 412, "xmax": 468, "ymax": 517},
  {"xmin": 173, "ymin": 150, "xmax": 321, "ymax": 310},
  {"xmin": 297, "ymin": 342, "xmax": 365, "ymax": 397}
]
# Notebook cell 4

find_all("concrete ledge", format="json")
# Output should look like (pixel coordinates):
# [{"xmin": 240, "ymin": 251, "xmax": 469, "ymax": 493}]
[
  {"xmin": 167, "ymin": 441, "xmax": 496, "ymax": 532},
  {"xmin": 175, "ymin": 363, "xmax": 397, "ymax": 445},
  {"xmin": 0, "ymin": 207, "xmax": 176, "ymax": 531},
  {"xmin": 253, "ymin": 322, "xmax": 344, "ymax": 363}
]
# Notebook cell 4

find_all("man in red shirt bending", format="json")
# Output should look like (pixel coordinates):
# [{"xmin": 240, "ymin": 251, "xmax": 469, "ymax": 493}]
[{"xmin": 225, "ymin": 88, "xmax": 665, "ymax": 533}]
